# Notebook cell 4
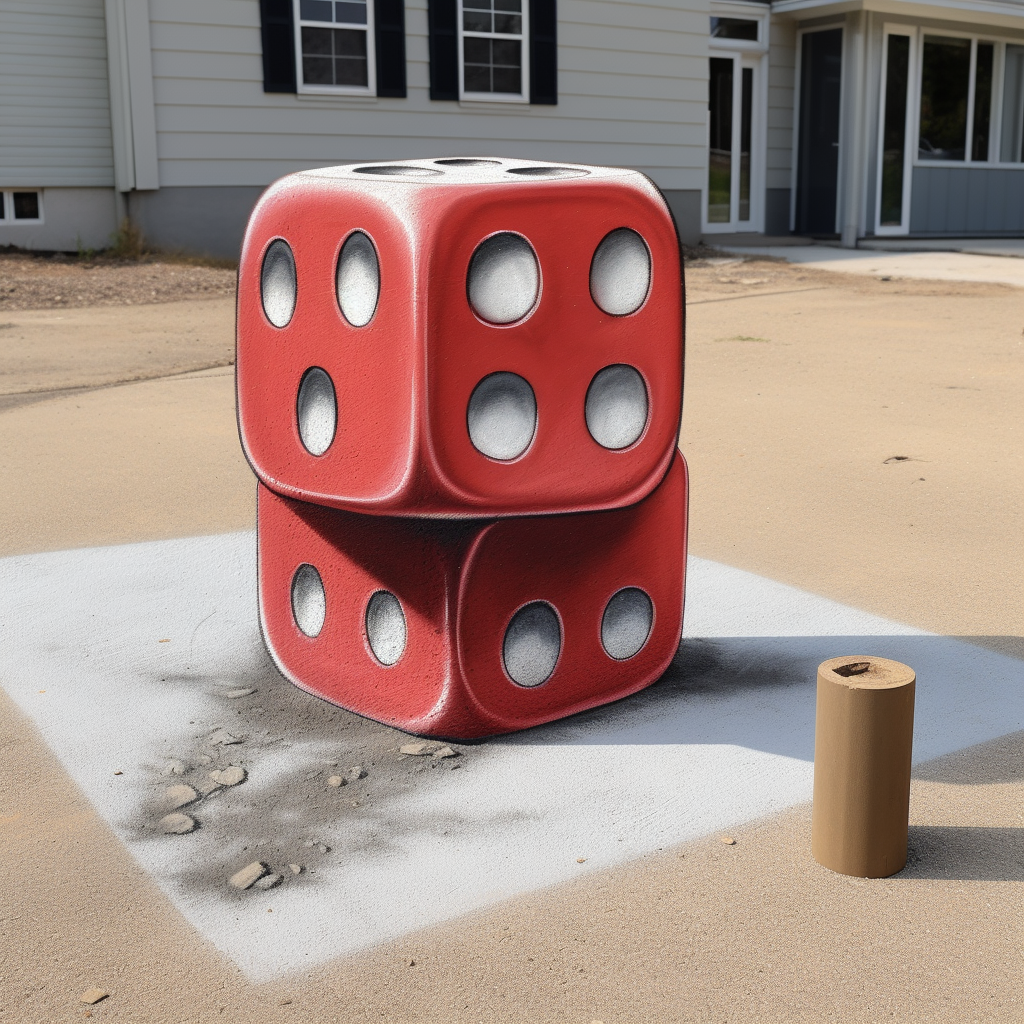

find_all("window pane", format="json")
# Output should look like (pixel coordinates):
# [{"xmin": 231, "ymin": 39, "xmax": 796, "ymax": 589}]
[
  {"xmin": 710, "ymin": 18, "xmax": 758, "ymax": 42},
  {"xmin": 464, "ymin": 10, "xmax": 492, "ymax": 31},
  {"xmin": 464, "ymin": 63, "xmax": 491, "ymax": 92},
  {"xmin": 494, "ymin": 0, "xmax": 521, "ymax": 11},
  {"xmin": 491, "ymin": 38, "xmax": 520, "ymax": 65},
  {"xmin": 335, "ymin": 1, "xmax": 367, "ymax": 24},
  {"xmin": 708, "ymin": 57, "xmax": 733, "ymax": 223},
  {"xmin": 493, "ymin": 12, "xmax": 521, "ymax": 34},
  {"xmin": 333, "ymin": 27, "xmax": 367, "ymax": 56},
  {"xmin": 303, "ymin": 55, "xmax": 334, "ymax": 83},
  {"xmin": 300, "ymin": 0, "xmax": 333, "ymax": 22},
  {"xmin": 464, "ymin": 36, "xmax": 490, "ymax": 63},
  {"xmin": 335, "ymin": 57, "xmax": 366, "ymax": 85},
  {"xmin": 302, "ymin": 26, "xmax": 333, "ymax": 55},
  {"xmin": 970, "ymin": 42, "xmax": 994, "ymax": 161},
  {"xmin": 492, "ymin": 65, "xmax": 521, "ymax": 93},
  {"xmin": 918, "ymin": 36, "xmax": 970, "ymax": 161},
  {"xmin": 13, "ymin": 192, "xmax": 40, "ymax": 220},
  {"xmin": 0, "ymin": 194, "xmax": 5, "ymax": 220},
  {"xmin": 880, "ymin": 35, "xmax": 910, "ymax": 225},
  {"xmin": 1001, "ymin": 45, "xmax": 1024, "ymax": 162},
  {"xmin": 739, "ymin": 67, "xmax": 752, "ymax": 221}
]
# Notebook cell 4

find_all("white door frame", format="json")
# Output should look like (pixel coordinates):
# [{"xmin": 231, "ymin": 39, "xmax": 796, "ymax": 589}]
[{"xmin": 702, "ymin": 50, "xmax": 768, "ymax": 233}]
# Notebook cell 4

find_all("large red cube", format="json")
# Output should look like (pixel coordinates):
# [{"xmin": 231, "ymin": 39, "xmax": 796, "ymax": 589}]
[
  {"xmin": 257, "ymin": 452, "xmax": 688, "ymax": 738},
  {"xmin": 237, "ymin": 157, "xmax": 684, "ymax": 518}
]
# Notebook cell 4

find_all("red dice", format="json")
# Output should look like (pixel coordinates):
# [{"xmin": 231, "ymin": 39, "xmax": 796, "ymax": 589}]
[
  {"xmin": 257, "ymin": 453, "xmax": 688, "ymax": 738},
  {"xmin": 237, "ymin": 157, "xmax": 683, "ymax": 518}
]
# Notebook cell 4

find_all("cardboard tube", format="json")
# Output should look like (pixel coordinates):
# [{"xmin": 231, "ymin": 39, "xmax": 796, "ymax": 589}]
[{"xmin": 811, "ymin": 656, "xmax": 916, "ymax": 878}]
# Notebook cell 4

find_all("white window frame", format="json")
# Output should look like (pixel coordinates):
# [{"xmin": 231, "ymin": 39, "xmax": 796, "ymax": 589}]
[
  {"xmin": 458, "ymin": 0, "xmax": 529, "ymax": 104},
  {"xmin": 0, "ymin": 189, "xmax": 44, "ymax": 225},
  {"xmin": 910, "ymin": 26, "xmax": 1023, "ymax": 169},
  {"xmin": 708, "ymin": 5, "xmax": 768, "ymax": 53},
  {"xmin": 874, "ymin": 24, "xmax": 918, "ymax": 236},
  {"xmin": 293, "ymin": 0, "xmax": 376, "ymax": 97},
  {"xmin": 703, "ymin": 3, "xmax": 768, "ymax": 233}
]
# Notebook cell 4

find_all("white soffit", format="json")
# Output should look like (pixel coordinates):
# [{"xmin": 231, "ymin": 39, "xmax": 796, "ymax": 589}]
[{"xmin": 773, "ymin": 0, "xmax": 1024, "ymax": 31}]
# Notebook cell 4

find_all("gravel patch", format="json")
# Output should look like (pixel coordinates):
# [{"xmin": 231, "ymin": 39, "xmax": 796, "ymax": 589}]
[{"xmin": 0, "ymin": 250, "xmax": 236, "ymax": 311}]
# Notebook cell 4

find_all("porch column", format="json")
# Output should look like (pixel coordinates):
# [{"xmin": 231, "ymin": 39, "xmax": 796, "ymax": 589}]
[{"xmin": 840, "ymin": 9, "xmax": 867, "ymax": 247}]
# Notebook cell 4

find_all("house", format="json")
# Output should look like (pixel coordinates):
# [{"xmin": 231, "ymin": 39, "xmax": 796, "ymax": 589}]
[{"xmin": 2, "ymin": 0, "xmax": 1022, "ymax": 257}]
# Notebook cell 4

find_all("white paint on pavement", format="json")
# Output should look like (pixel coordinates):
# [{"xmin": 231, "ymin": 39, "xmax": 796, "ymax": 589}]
[{"xmin": 1, "ymin": 532, "xmax": 1021, "ymax": 979}]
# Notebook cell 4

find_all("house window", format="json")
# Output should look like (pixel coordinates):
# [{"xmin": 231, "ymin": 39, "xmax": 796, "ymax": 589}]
[
  {"xmin": 0, "ymin": 190, "xmax": 43, "ymax": 223},
  {"xmin": 295, "ymin": 0, "xmax": 374, "ymax": 92},
  {"xmin": 918, "ymin": 35, "xmax": 997, "ymax": 162},
  {"xmin": 459, "ymin": 0, "xmax": 528, "ymax": 101},
  {"xmin": 710, "ymin": 17, "xmax": 758, "ymax": 43},
  {"xmin": 1001, "ymin": 44, "xmax": 1024, "ymax": 162}
]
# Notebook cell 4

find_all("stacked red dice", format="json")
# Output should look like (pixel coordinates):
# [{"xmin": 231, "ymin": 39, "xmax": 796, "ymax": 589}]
[{"xmin": 237, "ymin": 156, "xmax": 688, "ymax": 738}]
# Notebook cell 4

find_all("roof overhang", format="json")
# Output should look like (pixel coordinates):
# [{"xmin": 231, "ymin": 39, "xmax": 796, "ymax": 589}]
[{"xmin": 772, "ymin": 0, "xmax": 1024, "ymax": 31}]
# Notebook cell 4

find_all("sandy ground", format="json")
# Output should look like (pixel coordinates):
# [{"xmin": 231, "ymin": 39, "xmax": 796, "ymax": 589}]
[{"xmin": 0, "ymin": 257, "xmax": 1021, "ymax": 1021}]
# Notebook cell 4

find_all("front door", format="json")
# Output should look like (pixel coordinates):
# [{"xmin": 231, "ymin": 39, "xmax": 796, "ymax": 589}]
[
  {"xmin": 706, "ymin": 53, "xmax": 757, "ymax": 230},
  {"xmin": 795, "ymin": 28, "xmax": 843, "ymax": 235}
]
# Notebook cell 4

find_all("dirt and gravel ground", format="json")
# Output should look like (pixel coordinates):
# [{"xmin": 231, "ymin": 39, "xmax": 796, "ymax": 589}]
[
  {"xmin": 0, "ymin": 249, "xmax": 236, "ymax": 312},
  {"xmin": 0, "ymin": 252, "xmax": 1021, "ymax": 1021}
]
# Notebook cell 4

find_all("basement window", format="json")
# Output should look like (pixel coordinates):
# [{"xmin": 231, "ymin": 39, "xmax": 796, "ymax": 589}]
[{"xmin": 0, "ymin": 190, "xmax": 43, "ymax": 223}]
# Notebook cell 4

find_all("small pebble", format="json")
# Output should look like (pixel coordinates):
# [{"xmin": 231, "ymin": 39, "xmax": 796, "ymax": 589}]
[
  {"xmin": 229, "ymin": 861, "xmax": 269, "ymax": 890},
  {"xmin": 165, "ymin": 784, "xmax": 198, "ymax": 809},
  {"xmin": 576, "ymin": 857, "xmax": 586, "ymax": 864},
  {"xmin": 327, "ymin": 776, "xmax": 347, "ymax": 788},
  {"xmin": 400, "ymin": 741, "xmax": 433, "ymax": 756},
  {"xmin": 209, "ymin": 728, "xmax": 244, "ymax": 746},
  {"xmin": 720, "ymin": 836, "xmax": 736, "ymax": 845},
  {"xmin": 194, "ymin": 777, "xmax": 222, "ymax": 796},
  {"xmin": 79, "ymin": 989, "xmax": 109, "ymax": 1005},
  {"xmin": 159, "ymin": 812, "xmax": 197, "ymax": 835},
  {"xmin": 432, "ymin": 746, "xmax": 457, "ymax": 759},
  {"xmin": 347, "ymin": 766, "xmax": 367, "ymax": 780},
  {"xmin": 225, "ymin": 688, "xmax": 256, "ymax": 699},
  {"xmin": 255, "ymin": 873, "xmax": 283, "ymax": 890},
  {"xmin": 210, "ymin": 765, "xmax": 247, "ymax": 787},
  {"xmin": 288, "ymin": 864, "xmax": 302, "ymax": 875}
]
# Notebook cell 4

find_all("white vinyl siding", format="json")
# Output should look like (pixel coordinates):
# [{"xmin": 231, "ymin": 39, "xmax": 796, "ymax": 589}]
[
  {"xmin": 147, "ymin": 0, "xmax": 709, "ymax": 194},
  {"xmin": 0, "ymin": 0, "xmax": 114, "ymax": 188},
  {"xmin": 766, "ymin": 14, "xmax": 796, "ymax": 190}
]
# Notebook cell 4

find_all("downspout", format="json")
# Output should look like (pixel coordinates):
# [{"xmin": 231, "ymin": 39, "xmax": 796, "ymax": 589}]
[
  {"xmin": 841, "ymin": 9, "xmax": 867, "ymax": 247},
  {"xmin": 103, "ymin": 0, "xmax": 159, "ymax": 228}
]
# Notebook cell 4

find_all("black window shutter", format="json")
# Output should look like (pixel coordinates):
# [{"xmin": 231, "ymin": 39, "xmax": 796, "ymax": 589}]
[
  {"xmin": 529, "ymin": 0, "xmax": 557, "ymax": 104},
  {"xmin": 375, "ymin": 0, "xmax": 407, "ymax": 97},
  {"xmin": 260, "ymin": 0, "xmax": 297, "ymax": 93},
  {"xmin": 428, "ymin": 0, "xmax": 459, "ymax": 100}
]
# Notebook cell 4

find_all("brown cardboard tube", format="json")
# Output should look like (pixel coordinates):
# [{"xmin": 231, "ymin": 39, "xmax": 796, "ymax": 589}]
[{"xmin": 811, "ymin": 656, "xmax": 916, "ymax": 878}]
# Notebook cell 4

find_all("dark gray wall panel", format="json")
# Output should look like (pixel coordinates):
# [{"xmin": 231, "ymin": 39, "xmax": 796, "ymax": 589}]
[
  {"xmin": 131, "ymin": 186, "xmax": 266, "ymax": 259},
  {"xmin": 765, "ymin": 188, "xmax": 792, "ymax": 235},
  {"xmin": 910, "ymin": 166, "xmax": 1024, "ymax": 234},
  {"xmin": 660, "ymin": 189, "xmax": 701, "ymax": 246}
]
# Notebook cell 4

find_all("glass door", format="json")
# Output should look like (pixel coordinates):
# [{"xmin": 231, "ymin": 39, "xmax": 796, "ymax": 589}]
[
  {"xmin": 706, "ymin": 53, "xmax": 757, "ymax": 230},
  {"xmin": 875, "ymin": 27, "xmax": 915, "ymax": 234}
]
